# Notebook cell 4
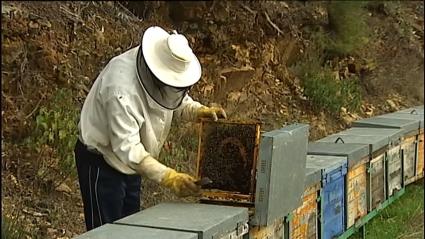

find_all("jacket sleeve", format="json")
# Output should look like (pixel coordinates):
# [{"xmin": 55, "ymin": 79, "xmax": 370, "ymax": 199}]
[
  {"xmin": 173, "ymin": 94, "xmax": 204, "ymax": 122},
  {"xmin": 104, "ymin": 90, "xmax": 150, "ymax": 166}
]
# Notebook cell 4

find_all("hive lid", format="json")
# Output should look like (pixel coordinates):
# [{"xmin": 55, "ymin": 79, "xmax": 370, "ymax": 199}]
[
  {"xmin": 253, "ymin": 123, "xmax": 309, "ymax": 226},
  {"xmin": 304, "ymin": 167, "xmax": 322, "ymax": 189},
  {"xmin": 399, "ymin": 105, "xmax": 424, "ymax": 114},
  {"xmin": 338, "ymin": 127, "xmax": 403, "ymax": 145},
  {"xmin": 317, "ymin": 134, "xmax": 389, "ymax": 153},
  {"xmin": 308, "ymin": 142, "xmax": 368, "ymax": 167},
  {"xmin": 116, "ymin": 203, "xmax": 248, "ymax": 239},
  {"xmin": 380, "ymin": 112, "xmax": 424, "ymax": 129},
  {"xmin": 306, "ymin": 154, "xmax": 347, "ymax": 175},
  {"xmin": 74, "ymin": 223, "xmax": 198, "ymax": 239},
  {"xmin": 353, "ymin": 117, "xmax": 419, "ymax": 135}
]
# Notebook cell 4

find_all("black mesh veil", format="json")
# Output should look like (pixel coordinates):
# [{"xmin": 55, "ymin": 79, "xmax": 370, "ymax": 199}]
[{"xmin": 136, "ymin": 46, "xmax": 191, "ymax": 110}]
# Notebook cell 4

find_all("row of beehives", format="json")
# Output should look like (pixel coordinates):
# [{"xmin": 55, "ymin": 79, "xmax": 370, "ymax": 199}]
[
  {"xmin": 285, "ymin": 105, "xmax": 424, "ymax": 239},
  {"xmin": 74, "ymin": 105, "xmax": 423, "ymax": 239}
]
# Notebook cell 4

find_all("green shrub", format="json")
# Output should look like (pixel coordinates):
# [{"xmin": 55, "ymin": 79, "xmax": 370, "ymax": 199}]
[
  {"xmin": 28, "ymin": 89, "xmax": 80, "ymax": 179},
  {"xmin": 327, "ymin": 1, "xmax": 369, "ymax": 56},
  {"xmin": 1, "ymin": 216, "xmax": 28, "ymax": 239},
  {"xmin": 302, "ymin": 69, "xmax": 362, "ymax": 114}
]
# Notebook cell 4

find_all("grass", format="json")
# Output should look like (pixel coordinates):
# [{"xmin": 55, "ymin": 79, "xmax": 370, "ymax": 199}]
[{"xmin": 350, "ymin": 179, "xmax": 424, "ymax": 239}]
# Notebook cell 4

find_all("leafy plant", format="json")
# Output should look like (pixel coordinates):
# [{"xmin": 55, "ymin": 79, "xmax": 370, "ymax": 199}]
[
  {"xmin": 326, "ymin": 1, "xmax": 369, "ymax": 57},
  {"xmin": 293, "ymin": 48, "xmax": 362, "ymax": 115},
  {"xmin": 29, "ymin": 89, "xmax": 80, "ymax": 179},
  {"xmin": 1, "ymin": 216, "xmax": 29, "ymax": 239}
]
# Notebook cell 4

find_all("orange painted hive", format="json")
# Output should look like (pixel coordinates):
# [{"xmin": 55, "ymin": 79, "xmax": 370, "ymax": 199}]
[
  {"xmin": 417, "ymin": 132, "xmax": 424, "ymax": 179},
  {"xmin": 288, "ymin": 168, "xmax": 321, "ymax": 239}
]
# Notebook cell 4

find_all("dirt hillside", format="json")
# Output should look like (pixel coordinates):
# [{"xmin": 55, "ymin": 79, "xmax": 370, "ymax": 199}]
[{"xmin": 1, "ymin": 1, "xmax": 423, "ymax": 238}]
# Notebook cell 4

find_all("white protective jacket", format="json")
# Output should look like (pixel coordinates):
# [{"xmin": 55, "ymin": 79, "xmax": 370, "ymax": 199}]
[{"xmin": 78, "ymin": 46, "xmax": 203, "ymax": 177}]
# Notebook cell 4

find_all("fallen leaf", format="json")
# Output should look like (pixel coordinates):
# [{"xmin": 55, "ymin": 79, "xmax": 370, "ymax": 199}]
[{"xmin": 55, "ymin": 183, "xmax": 72, "ymax": 193}]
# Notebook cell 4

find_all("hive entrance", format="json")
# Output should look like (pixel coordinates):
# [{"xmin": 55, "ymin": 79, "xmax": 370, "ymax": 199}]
[{"xmin": 197, "ymin": 120, "xmax": 260, "ymax": 195}]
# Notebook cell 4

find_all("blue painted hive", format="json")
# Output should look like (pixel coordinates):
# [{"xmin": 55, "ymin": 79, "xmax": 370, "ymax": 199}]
[{"xmin": 306, "ymin": 154, "xmax": 347, "ymax": 239}]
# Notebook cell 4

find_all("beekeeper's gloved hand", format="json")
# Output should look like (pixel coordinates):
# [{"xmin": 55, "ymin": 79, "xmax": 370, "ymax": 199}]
[
  {"xmin": 129, "ymin": 156, "xmax": 200, "ymax": 197},
  {"xmin": 196, "ymin": 106, "xmax": 227, "ymax": 121},
  {"xmin": 160, "ymin": 169, "xmax": 201, "ymax": 197}
]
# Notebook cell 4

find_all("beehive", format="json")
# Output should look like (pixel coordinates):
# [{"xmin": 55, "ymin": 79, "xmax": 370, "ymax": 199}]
[
  {"xmin": 197, "ymin": 121, "xmax": 310, "ymax": 228},
  {"xmin": 196, "ymin": 119, "xmax": 261, "ymax": 204},
  {"xmin": 306, "ymin": 154, "xmax": 347, "ymax": 239},
  {"xmin": 74, "ymin": 223, "xmax": 198, "ymax": 239},
  {"xmin": 318, "ymin": 134, "xmax": 389, "ymax": 211},
  {"xmin": 378, "ymin": 110, "xmax": 424, "ymax": 180},
  {"xmin": 248, "ymin": 217, "xmax": 285, "ymax": 239},
  {"xmin": 353, "ymin": 117, "xmax": 420, "ymax": 185},
  {"xmin": 418, "ymin": 133, "xmax": 424, "ymax": 179},
  {"xmin": 115, "ymin": 203, "xmax": 249, "ymax": 239},
  {"xmin": 308, "ymin": 142, "xmax": 369, "ymax": 229},
  {"xmin": 335, "ymin": 128, "xmax": 404, "ymax": 198},
  {"xmin": 287, "ymin": 168, "xmax": 321, "ymax": 239}
]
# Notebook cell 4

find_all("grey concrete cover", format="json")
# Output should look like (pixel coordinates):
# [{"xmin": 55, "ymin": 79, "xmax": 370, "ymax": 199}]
[
  {"xmin": 352, "ymin": 117, "xmax": 419, "ymax": 135},
  {"xmin": 74, "ymin": 223, "xmax": 197, "ymax": 239},
  {"xmin": 115, "ymin": 203, "xmax": 248, "ymax": 239},
  {"xmin": 317, "ymin": 134, "xmax": 389, "ymax": 154},
  {"xmin": 252, "ymin": 124, "xmax": 309, "ymax": 226},
  {"xmin": 307, "ymin": 142, "xmax": 368, "ymax": 168}
]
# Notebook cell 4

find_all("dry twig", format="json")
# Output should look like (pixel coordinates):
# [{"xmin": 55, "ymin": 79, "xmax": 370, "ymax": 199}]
[
  {"xmin": 25, "ymin": 98, "xmax": 43, "ymax": 120},
  {"xmin": 240, "ymin": 3, "xmax": 256, "ymax": 15},
  {"xmin": 264, "ymin": 11, "xmax": 284, "ymax": 36}
]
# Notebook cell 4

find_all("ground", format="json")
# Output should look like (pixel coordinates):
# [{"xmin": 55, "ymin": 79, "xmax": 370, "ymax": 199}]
[{"xmin": 1, "ymin": 1, "xmax": 424, "ymax": 238}]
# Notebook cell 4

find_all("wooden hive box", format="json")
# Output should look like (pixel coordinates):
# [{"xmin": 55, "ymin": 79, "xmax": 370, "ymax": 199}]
[
  {"xmin": 305, "ymin": 154, "xmax": 347, "ymax": 239},
  {"xmin": 286, "ymin": 168, "xmax": 321, "ymax": 239},
  {"xmin": 318, "ymin": 134, "xmax": 389, "ymax": 212},
  {"xmin": 307, "ymin": 141, "xmax": 369, "ymax": 230},
  {"xmin": 380, "ymin": 109, "xmax": 424, "ymax": 180},
  {"xmin": 334, "ymin": 128, "xmax": 404, "ymax": 199},
  {"xmin": 353, "ymin": 117, "xmax": 421, "ymax": 185}
]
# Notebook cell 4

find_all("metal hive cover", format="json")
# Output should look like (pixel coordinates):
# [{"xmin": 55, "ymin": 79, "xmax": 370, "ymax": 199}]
[
  {"xmin": 317, "ymin": 134, "xmax": 389, "ymax": 153},
  {"xmin": 197, "ymin": 119, "xmax": 260, "ymax": 199},
  {"xmin": 353, "ymin": 117, "xmax": 419, "ymax": 135},
  {"xmin": 399, "ymin": 105, "xmax": 424, "ymax": 114},
  {"xmin": 75, "ymin": 223, "xmax": 198, "ymax": 239},
  {"xmin": 116, "ymin": 203, "xmax": 248, "ymax": 239},
  {"xmin": 306, "ymin": 154, "xmax": 347, "ymax": 174},
  {"xmin": 380, "ymin": 112, "xmax": 424, "ymax": 129},
  {"xmin": 307, "ymin": 142, "xmax": 368, "ymax": 167},
  {"xmin": 252, "ymin": 124, "xmax": 309, "ymax": 226},
  {"xmin": 304, "ymin": 168, "xmax": 322, "ymax": 189},
  {"xmin": 338, "ymin": 127, "xmax": 403, "ymax": 145}
]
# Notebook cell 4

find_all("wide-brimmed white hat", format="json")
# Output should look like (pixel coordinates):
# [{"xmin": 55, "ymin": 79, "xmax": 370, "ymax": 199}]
[{"xmin": 141, "ymin": 26, "xmax": 201, "ymax": 88}]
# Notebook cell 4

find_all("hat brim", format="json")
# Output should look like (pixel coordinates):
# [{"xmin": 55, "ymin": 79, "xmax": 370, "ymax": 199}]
[{"xmin": 142, "ymin": 26, "xmax": 202, "ymax": 88}]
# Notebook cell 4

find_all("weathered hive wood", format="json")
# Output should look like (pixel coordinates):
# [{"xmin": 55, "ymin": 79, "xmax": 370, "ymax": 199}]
[
  {"xmin": 346, "ymin": 158, "xmax": 368, "ymax": 228},
  {"xmin": 386, "ymin": 146, "xmax": 402, "ymax": 197},
  {"xmin": 402, "ymin": 135, "xmax": 417, "ymax": 185},
  {"xmin": 417, "ymin": 133, "xmax": 424, "ymax": 179},
  {"xmin": 289, "ymin": 185, "xmax": 319, "ymax": 239},
  {"xmin": 369, "ymin": 154, "xmax": 386, "ymax": 211},
  {"xmin": 249, "ymin": 217, "xmax": 284, "ymax": 239}
]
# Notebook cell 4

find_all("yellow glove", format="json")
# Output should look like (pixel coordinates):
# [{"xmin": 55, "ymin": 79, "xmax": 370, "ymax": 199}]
[
  {"xmin": 160, "ymin": 169, "xmax": 201, "ymax": 197},
  {"xmin": 196, "ymin": 106, "xmax": 227, "ymax": 121}
]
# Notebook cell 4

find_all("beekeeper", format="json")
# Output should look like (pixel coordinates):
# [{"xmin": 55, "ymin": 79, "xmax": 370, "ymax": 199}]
[{"xmin": 74, "ymin": 26, "xmax": 226, "ymax": 231}]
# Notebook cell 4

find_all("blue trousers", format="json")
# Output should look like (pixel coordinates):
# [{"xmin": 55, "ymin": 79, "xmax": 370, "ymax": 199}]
[{"xmin": 74, "ymin": 139, "xmax": 142, "ymax": 231}]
